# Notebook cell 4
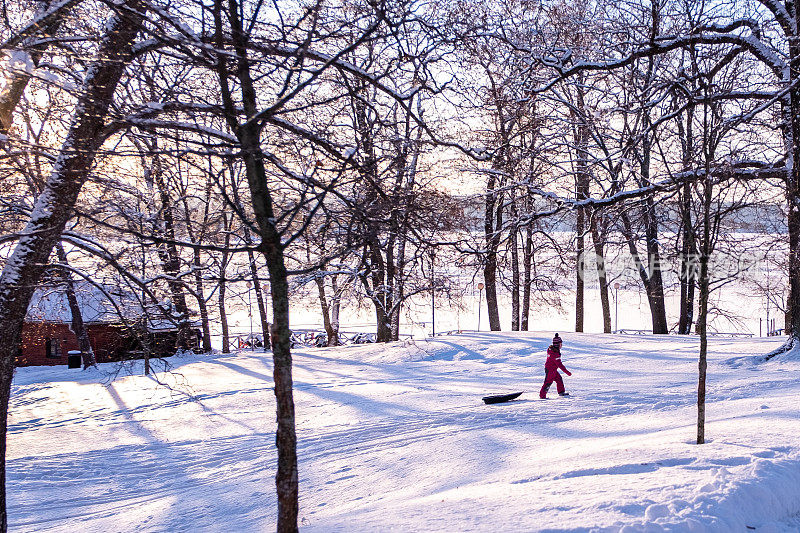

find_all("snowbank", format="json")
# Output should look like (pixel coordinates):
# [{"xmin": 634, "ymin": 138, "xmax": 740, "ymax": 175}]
[{"xmin": 619, "ymin": 458, "xmax": 800, "ymax": 532}]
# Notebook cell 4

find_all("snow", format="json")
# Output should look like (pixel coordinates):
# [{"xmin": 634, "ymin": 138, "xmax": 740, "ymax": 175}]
[
  {"xmin": 24, "ymin": 282, "xmax": 184, "ymax": 330},
  {"xmin": 6, "ymin": 50, "xmax": 34, "ymax": 76},
  {"xmin": 7, "ymin": 332, "xmax": 800, "ymax": 531},
  {"xmin": 26, "ymin": 282, "xmax": 128, "ymax": 324}
]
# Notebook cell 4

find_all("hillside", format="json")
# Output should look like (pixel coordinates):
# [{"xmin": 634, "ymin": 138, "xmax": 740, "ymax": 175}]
[{"xmin": 7, "ymin": 332, "xmax": 800, "ymax": 532}]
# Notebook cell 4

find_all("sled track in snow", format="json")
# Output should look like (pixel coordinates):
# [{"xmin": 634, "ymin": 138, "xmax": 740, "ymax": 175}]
[{"xmin": 295, "ymin": 388, "xmax": 695, "ymax": 466}]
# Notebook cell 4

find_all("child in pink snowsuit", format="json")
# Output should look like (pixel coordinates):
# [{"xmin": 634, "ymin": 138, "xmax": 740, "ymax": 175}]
[{"xmin": 540, "ymin": 333, "xmax": 572, "ymax": 398}]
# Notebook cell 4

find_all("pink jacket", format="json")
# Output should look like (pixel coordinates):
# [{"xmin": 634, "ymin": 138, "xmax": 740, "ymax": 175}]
[{"xmin": 545, "ymin": 346, "xmax": 571, "ymax": 375}]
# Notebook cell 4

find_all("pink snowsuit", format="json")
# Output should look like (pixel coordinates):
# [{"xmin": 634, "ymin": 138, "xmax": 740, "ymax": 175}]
[{"xmin": 539, "ymin": 346, "xmax": 571, "ymax": 398}]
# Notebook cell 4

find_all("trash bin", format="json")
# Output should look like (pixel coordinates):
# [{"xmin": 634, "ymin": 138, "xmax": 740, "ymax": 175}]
[{"xmin": 67, "ymin": 350, "xmax": 82, "ymax": 369}]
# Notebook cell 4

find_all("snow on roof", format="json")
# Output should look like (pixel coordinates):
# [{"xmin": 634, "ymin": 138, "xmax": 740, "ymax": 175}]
[{"xmin": 25, "ymin": 282, "xmax": 181, "ymax": 331}]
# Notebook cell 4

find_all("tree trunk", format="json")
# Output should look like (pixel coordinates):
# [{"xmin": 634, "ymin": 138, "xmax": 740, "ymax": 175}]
[
  {"xmin": 483, "ymin": 152, "xmax": 504, "ymax": 332},
  {"xmin": 330, "ymin": 276, "xmax": 342, "ymax": 346},
  {"xmin": 374, "ymin": 302, "xmax": 392, "ymax": 342},
  {"xmin": 620, "ymin": 211, "xmax": 668, "ymax": 334},
  {"xmin": 786, "ymin": 294, "xmax": 793, "ymax": 336},
  {"xmin": 644, "ymin": 198, "xmax": 669, "ymax": 334},
  {"xmin": 755, "ymin": 51, "xmax": 800, "ymax": 356},
  {"xmin": 56, "ymin": 243, "xmax": 95, "ymax": 367},
  {"xmin": 315, "ymin": 277, "xmax": 337, "ymax": 346},
  {"xmin": 573, "ymin": 82, "xmax": 591, "ymax": 334},
  {"xmin": 0, "ymin": 3, "xmax": 144, "ymax": 528},
  {"xmin": 677, "ymin": 100, "xmax": 696, "ymax": 335},
  {"xmin": 575, "ymin": 203, "xmax": 585, "ymax": 333},
  {"xmin": 351, "ymin": 81, "xmax": 398, "ymax": 343},
  {"xmin": 213, "ymin": 1, "xmax": 297, "ymax": 527},
  {"xmin": 696, "ymin": 177, "xmax": 713, "ymax": 445},
  {"xmin": 0, "ymin": 0, "xmax": 71, "ymax": 135},
  {"xmin": 390, "ymin": 303, "xmax": 401, "ymax": 341},
  {"xmin": 192, "ymin": 246, "xmax": 212, "ymax": 352},
  {"xmin": 218, "ymin": 213, "xmax": 232, "ymax": 353},
  {"xmin": 389, "ymin": 241, "xmax": 406, "ymax": 342},
  {"xmin": 262, "ymin": 243, "xmax": 296, "ymax": 533},
  {"xmin": 364, "ymin": 241, "xmax": 393, "ymax": 343},
  {"xmin": 385, "ymin": 230, "xmax": 398, "ymax": 341},
  {"xmin": 181, "ymin": 181, "xmax": 213, "ymax": 352},
  {"xmin": 509, "ymin": 204, "xmax": 521, "ymax": 331},
  {"xmin": 678, "ymin": 183, "xmax": 696, "ymax": 335},
  {"xmin": 591, "ymin": 214, "xmax": 611, "ymax": 333},
  {"xmin": 136, "ymin": 319, "xmax": 153, "ymax": 376},
  {"xmin": 241, "ymin": 218, "xmax": 270, "ymax": 349},
  {"xmin": 483, "ymin": 254, "xmax": 501, "ymax": 331},
  {"xmin": 697, "ymin": 266, "xmax": 709, "ymax": 444},
  {"xmin": 787, "ymin": 31, "xmax": 800, "ymax": 343},
  {"xmin": 248, "ymin": 248, "xmax": 271, "ymax": 350},
  {"xmin": 641, "ymin": 4, "xmax": 667, "ymax": 335},
  {"xmin": 635, "ymin": 124, "xmax": 669, "ymax": 335},
  {"xmin": 484, "ymin": 196, "xmax": 503, "ymax": 331},
  {"xmin": 150, "ymin": 147, "xmax": 194, "ymax": 350},
  {"xmin": 521, "ymin": 222, "xmax": 534, "ymax": 331},
  {"xmin": 363, "ymin": 248, "xmax": 393, "ymax": 343},
  {"xmin": 219, "ymin": 252, "xmax": 231, "ymax": 353}
]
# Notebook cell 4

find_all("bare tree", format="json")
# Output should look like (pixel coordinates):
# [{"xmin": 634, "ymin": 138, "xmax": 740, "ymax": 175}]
[{"xmin": 0, "ymin": 1, "xmax": 147, "ymax": 527}]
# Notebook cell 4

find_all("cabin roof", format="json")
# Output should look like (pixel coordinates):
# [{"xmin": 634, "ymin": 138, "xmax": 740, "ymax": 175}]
[{"xmin": 25, "ymin": 282, "xmax": 182, "ymax": 331}]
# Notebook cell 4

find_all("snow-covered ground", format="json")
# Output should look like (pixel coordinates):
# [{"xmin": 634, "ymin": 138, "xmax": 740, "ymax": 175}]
[{"xmin": 7, "ymin": 332, "xmax": 800, "ymax": 532}]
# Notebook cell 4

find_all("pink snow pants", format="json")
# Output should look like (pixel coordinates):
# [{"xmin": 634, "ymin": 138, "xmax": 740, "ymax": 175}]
[{"xmin": 539, "ymin": 369, "xmax": 564, "ymax": 398}]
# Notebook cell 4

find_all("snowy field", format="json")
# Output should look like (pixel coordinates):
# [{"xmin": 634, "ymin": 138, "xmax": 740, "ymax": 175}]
[{"xmin": 7, "ymin": 332, "xmax": 800, "ymax": 532}]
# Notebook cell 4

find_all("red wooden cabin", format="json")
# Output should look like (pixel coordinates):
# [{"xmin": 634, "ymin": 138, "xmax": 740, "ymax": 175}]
[{"xmin": 17, "ymin": 283, "xmax": 195, "ymax": 367}]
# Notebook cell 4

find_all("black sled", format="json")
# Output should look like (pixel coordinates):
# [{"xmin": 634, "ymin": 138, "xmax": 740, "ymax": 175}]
[{"xmin": 482, "ymin": 391, "xmax": 523, "ymax": 404}]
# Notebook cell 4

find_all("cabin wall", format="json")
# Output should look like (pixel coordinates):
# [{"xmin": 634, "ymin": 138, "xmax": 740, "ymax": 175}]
[{"xmin": 17, "ymin": 323, "xmax": 132, "ymax": 366}]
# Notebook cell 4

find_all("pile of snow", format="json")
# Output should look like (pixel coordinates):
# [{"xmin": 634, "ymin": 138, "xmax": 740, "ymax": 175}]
[
  {"xmin": 622, "ymin": 457, "xmax": 800, "ymax": 531},
  {"xmin": 6, "ymin": 332, "xmax": 800, "ymax": 531},
  {"xmin": 727, "ymin": 337, "xmax": 800, "ymax": 368}
]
